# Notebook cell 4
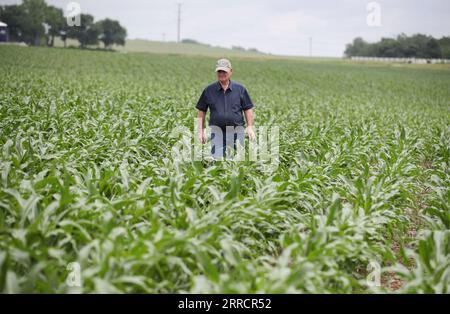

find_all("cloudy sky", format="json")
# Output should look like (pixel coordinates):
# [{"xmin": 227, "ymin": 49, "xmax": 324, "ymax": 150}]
[{"xmin": 2, "ymin": 0, "xmax": 450, "ymax": 56}]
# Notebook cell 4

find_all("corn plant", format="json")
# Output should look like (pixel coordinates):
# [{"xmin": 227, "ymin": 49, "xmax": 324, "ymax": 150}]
[{"xmin": 0, "ymin": 45, "xmax": 449, "ymax": 293}]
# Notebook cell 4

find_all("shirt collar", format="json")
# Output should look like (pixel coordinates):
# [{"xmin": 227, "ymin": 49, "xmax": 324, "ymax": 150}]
[{"xmin": 216, "ymin": 79, "xmax": 233, "ymax": 91}]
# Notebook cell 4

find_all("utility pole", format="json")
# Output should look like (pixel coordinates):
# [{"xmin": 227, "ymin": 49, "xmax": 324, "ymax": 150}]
[
  {"xmin": 177, "ymin": 3, "xmax": 181, "ymax": 43},
  {"xmin": 309, "ymin": 37, "xmax": 312, "ymax": 57},
  {"xmin": 162, "ymin": 33, "xmax": 166, "ymax": 42}
]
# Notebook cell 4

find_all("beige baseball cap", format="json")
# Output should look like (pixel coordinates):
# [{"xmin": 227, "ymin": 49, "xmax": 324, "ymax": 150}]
[{"xmin": 215, "ymin": 58, "xmax": 232, "ymax": 72}]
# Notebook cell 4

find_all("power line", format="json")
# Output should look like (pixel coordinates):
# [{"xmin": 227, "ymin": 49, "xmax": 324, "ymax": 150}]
[
  {"xmin": 177, "ymin": 3, "xmax": 181, "ymax": 43},
  {"xmin": 309, "ymin": 37, "xmax": 312, "ymax": 57}
]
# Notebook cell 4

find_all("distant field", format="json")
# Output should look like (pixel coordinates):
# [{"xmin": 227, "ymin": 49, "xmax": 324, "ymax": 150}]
[
  {"xmin": 53, "ymin": 38, "xmax": 273, "ymax": 58},
  {"xmin": 51, "ymin": 38, "xmax": 450, "ymax": 68},
  {"xmin": 0, "ymin": 45, "xmax": 449, "ymax": 293}
]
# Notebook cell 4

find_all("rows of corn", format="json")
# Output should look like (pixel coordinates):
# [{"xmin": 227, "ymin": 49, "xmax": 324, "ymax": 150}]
[{"xmin": 0, "ymin": 45, "xmax": 449, "ymax": 293}]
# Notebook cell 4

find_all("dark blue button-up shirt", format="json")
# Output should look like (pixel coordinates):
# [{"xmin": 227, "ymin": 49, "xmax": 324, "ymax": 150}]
[{"xmin": 196, "ymin": 80, "xmax": 254, "ymax": 128}]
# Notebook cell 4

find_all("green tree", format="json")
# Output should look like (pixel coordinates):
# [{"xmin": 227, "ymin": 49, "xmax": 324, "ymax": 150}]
[
  {"xmin": 438, "ymin": 37, "xmax": 450, "ymax": 59},
  {"xmin": 345, "ymin": 33, "xmax": 449, "ymax": 59},
  {"xmin": 96, "ymin": 18, "xmax": 127, "ymax": 49},
  {"xmin": 397, "ymin": 33, "xmax": 416, "ymax": 57},
  {"xmin": 67, "ymin": 14, "xmax": 99, "ymax": 48},
  {"xmin": 21, "ymin": 0, "xmax": 47, "ymax": 46},
  {"xmin": 344, "ymin": 37, "xmax": 370, "ymax": 57},
  {"xmin": 376, "ymin": 38, "xmax": 402, "ymax": 57},
  {"xmin": 425, "ymin": 38, "xmax": 441, "ymax": 58},
  {"xmin": 44, "ymin": 5, "xmax": 64, "ymax": 47},
  {"xmin": 0, "ymin": 5, "xmax": 25, "ymax": 42}
]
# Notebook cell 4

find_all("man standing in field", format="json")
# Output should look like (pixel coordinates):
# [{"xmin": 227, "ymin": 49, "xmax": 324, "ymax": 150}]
[{"xmin": 196, "ymin": 58, "xmax": 255, "ymax": 159}]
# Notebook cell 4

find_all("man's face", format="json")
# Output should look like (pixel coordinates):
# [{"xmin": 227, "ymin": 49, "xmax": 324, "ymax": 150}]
[{"xmin": 217, "ymin": 69, "xmax": 232, "ymax": 82}]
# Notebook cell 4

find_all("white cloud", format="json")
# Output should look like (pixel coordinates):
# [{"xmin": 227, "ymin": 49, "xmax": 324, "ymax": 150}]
[{"xmin": 267, "ymin": 10, "xmax": 328, "ymax": 37}]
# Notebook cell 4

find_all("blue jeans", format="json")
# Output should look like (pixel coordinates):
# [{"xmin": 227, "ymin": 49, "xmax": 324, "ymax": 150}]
[{"xmin": 210, "ymin": 126, "xmax": 245, "ymax": 159}]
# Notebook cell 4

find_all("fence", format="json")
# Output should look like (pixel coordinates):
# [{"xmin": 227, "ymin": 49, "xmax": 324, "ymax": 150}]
[{"xmin": 349, "ymin": 56, "xmax": 450, "ymax": 64}]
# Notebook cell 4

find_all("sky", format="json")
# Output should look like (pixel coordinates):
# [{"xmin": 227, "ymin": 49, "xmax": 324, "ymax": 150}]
[{"xmin": 1, "ymin": 0, "xmax": 450, "ymax": 57}]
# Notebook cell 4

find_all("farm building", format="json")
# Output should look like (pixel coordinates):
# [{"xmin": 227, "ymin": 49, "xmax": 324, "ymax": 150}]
[{"xmin": 0, "ymin": 21, "xmax": 8, "ymax": 42}]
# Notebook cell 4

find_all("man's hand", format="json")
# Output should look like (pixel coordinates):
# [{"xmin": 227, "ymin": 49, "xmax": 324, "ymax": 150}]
[
  {"xmin": 198, "ymin": 129, "xmax": 206, "ymax": 144},
  {"xmin": 197, "ymin": 110, "xmax": 207, "ymax": 144},
  {"xmin": 246, "ymin": 125, "xmax": 256, "ymax": 141},
  {"xmin": 244, "ymin": 109, "xmax": 255, "ymax": 141}
]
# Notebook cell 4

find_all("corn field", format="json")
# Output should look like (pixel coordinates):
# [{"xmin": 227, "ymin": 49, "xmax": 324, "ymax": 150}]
[{"xmin": 0, "ymin": 45, "xmax": 449, "ymax": 293}]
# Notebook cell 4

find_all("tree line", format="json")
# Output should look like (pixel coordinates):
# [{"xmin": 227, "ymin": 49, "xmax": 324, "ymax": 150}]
[
  {"xmin": 344, "ymin": 34, "xmax": 450, "ymax": 59},
  {"xmin": 0, "ymin": 0, "xmax": 127, "ymax": 49}
]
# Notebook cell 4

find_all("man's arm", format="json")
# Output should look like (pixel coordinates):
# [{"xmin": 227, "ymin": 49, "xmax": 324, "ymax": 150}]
[
  {"xmin": 196, "ymin": 88, "xmax": 209, "ymax": 144},
  {"xmin": 241, "ymin": 87, "xmax": 255, "ymax": 141},
  {"xmin": 197, "ymin": 110, "xmax": 206, "ymax": 144},
  {"xmin": 244, "ymin": 108, "xmax": 256, "ymax": 141}
]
